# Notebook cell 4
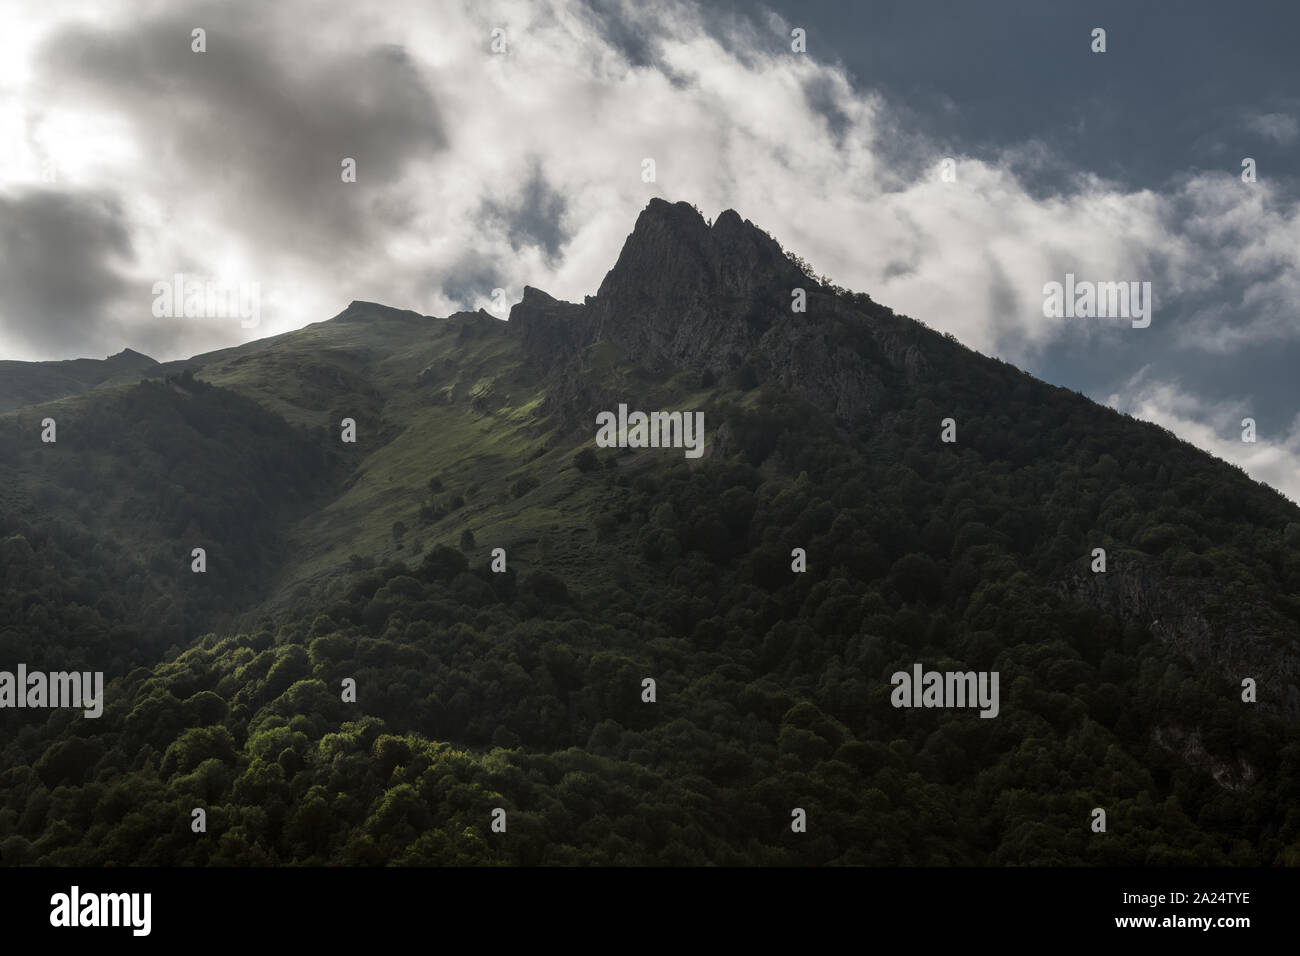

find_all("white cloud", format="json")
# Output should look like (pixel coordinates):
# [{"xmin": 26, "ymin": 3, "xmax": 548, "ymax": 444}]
[
  {"xmin": 2, "ymin": 0, "xmax": 1297, "ymax": 359},
  {"xmin": 1246, "ymin": 111, "xmax": 1299, "ymax": 145}
]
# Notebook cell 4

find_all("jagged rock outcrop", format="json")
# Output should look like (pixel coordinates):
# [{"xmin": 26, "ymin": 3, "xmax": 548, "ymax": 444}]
[
  {"xmin": 587, "ymin": 200, "xmax": 806, "ymax": 372},
  {"xmin": 507, "ymin": 198, "xmax": 927, "ymax": 425},
  {"xmin": 508, "ymin": 286, "xmax": 594, "ymax": 358}
]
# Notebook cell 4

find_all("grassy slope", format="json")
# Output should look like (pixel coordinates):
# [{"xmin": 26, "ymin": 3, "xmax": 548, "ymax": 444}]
[
  {"xmin": 155, "ymin": 307, "xmax": 671, "ymax": 610},
  {"xmin": 0, "ymin": 306, "xmax": 649, "ymax": 626}
]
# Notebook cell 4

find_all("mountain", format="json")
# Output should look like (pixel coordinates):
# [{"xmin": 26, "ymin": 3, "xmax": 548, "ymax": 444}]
[
  {"xmin": 0, "ymin": 347, "xmax": 158, "ymax": 412},
  {"xmin": 513, "ymin": 199, "xmax": 917, "ymax": 425},
  {"xmin": 1, "ymin": 199, "xmax": 1298, "ymax": 866}
]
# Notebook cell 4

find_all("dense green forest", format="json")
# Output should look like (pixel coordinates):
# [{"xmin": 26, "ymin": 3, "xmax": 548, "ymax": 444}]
[{"xmin": 2, "ymin": 336, "xmax": 1299, "ymax": 864}]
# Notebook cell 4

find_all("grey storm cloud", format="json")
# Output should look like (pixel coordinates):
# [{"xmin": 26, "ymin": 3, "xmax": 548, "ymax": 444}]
[
  {"xmin": 0, "ymin": 189, "xmax": 133, "ymax": 356},
  {"xmin": 439, "ymin": 258, "xmax": 506, "ymax": 311},
  {"xmin": 37, "ymin": 0, "xmax": 446, "ymax": 258}
]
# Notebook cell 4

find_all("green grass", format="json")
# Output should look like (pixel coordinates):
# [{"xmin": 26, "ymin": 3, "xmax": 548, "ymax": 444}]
[{"xmin": 0, "ymin": 301, "xmax": 746, "ymax": 620}]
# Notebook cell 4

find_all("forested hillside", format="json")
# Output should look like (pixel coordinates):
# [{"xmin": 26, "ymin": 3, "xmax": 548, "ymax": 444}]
[{"xmin": 1, "ymin": 201, "xmax": 1298, "ymax": 866}]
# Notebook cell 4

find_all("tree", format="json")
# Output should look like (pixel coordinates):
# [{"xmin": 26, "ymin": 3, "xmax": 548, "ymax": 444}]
[{"xmin": 512, "ymin": 476, "xmax": 540, "ymax": 498}]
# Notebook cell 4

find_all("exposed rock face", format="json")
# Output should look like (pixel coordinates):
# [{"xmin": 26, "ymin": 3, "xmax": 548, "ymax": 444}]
[
  {"xmin": 588, "ymin": 200, "xmax": 805, "ymax": 372},
  {"xmin": 1056, "ymin": 553, "xmax": 1300, "ymax": 719},
  {"xmin": 508, "ymin": 286, "xmax": 593, "ymax": 358},
  {"xmin": 508, "ymin": 198, "xmax": 924, "ymax": 425},
  {"xmin": 1152, "ymin": 725, "xmax": 1256, "ymax": 792}
]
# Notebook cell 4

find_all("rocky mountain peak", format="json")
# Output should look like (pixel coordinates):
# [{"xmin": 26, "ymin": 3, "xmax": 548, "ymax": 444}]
[
  {"xmin": 504, "ymin": 198, "xmax": 899, "ymax": 424},
  {"xmin": 578, "ymin": 199, "xmax": 806, "ymax": 372},
  {"xmin": 593, "ymin": 199, "xmax": 802, "ymax": 314}
]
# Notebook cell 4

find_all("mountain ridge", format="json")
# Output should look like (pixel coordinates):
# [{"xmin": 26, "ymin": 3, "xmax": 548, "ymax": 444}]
[
  {"xmin": 0, "ymin": 346, "xmax": 160, "ymax": 412},
  {"xmin": 2, "ymin": 198, "xmax": 1300, "ymax": 866}
]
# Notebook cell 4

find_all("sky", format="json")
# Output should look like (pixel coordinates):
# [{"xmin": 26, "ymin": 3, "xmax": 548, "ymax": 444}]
[{"xmin": 0, "ymin": 0, "xmax": 1297, "ymax": 501}]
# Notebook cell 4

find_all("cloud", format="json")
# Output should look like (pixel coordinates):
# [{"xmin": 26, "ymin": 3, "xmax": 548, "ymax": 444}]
[
  {"xmin": 40, "ymin": 5, "xmax": 446, "ymax": 239},
  {"xmin": 0, "ymin": 189, "xmax": 133, "ymax": 357},
  {"xmin": 0, "ymin": 0, "xmax": 1296, "ymax": 499},
  {"xmin": 3, "ymin": 0, "xmax": 1295, "ymax": 359},
  {"xmin": 1246, "ymin": 111, "xmax": 1299, "ymax": 145}
]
